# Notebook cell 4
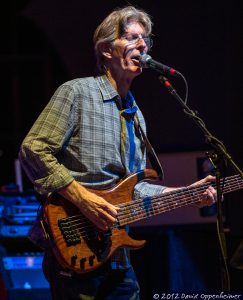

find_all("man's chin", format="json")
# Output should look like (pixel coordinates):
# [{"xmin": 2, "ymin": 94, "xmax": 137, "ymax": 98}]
[{"xmin": 131, "ymin": 65, "xmax": 142, "ymax": 74}]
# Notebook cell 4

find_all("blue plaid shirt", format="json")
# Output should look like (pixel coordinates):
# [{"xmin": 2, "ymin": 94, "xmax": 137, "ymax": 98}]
[{"xmin": 19, "ymin": 75, "xmax": 166, "ymax": 269}]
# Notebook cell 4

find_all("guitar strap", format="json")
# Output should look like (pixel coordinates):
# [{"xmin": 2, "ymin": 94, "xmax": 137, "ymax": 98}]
[
  {"xmin": 134, "ymin": 114, "xmax": 164, "ymax": 181},
  {"xmin": 115, "ymin": 95, "xmax": 164, "ymax": 181}
]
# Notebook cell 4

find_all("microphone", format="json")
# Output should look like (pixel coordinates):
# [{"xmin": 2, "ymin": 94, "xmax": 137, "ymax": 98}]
[{"xmin": 140, "ymin": 54, "xmax": 180, "ymax": 77}]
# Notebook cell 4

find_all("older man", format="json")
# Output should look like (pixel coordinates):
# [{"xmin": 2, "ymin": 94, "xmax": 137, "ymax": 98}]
[{"xmin": 19, "ymin": 6, "xmax": 216, "ymax": 300}]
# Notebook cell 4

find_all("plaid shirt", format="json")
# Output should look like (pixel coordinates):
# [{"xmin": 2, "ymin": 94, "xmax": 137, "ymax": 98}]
[{"xmin": 19, "ymin": 75, "xmax": 166, "ymax": 269}]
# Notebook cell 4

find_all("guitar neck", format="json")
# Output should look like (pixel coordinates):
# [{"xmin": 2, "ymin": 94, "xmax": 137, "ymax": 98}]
[{"xmin": 116, "ymin": 174, "xmax": 243, "ymax": 227}]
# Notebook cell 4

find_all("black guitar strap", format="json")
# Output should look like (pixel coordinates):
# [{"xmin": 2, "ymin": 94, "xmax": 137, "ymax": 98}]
[{"xmin": 134, "ymin": 115, "xmax": 164, "ymax": 181}]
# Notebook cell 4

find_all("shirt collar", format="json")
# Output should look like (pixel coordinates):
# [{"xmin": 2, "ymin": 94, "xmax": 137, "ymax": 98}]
[{"xmin": 95, "ymin": 75, "xmax": 119, "ymax": 102}]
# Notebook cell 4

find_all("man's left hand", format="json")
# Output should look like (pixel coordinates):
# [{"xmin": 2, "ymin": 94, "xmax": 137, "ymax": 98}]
[{"xmin": 190, "ymin": 175, "xmax": 217, "ymax": 207}]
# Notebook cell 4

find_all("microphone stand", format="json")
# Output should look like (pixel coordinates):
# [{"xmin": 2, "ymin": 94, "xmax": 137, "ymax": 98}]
[{"xmin": 159, "ymin": 75, "xmax": 243, "ymax": 291}]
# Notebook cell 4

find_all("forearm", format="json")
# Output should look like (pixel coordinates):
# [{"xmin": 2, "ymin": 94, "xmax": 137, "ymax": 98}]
[
  {"xmin": 162, "ymin": 186, "xmax": 183, "ymax": 193},
  {"xmin": 58, "ymin": 179, "xmax": 95, "ymax": 207}
]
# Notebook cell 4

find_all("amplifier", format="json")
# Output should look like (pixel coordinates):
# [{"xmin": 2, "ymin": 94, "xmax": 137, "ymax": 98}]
[
  {"xmin": 0, "ymin": 225, "xmax": 31, "ymax": 237},
  {"xmin": 0, "ymin": 193, "xmax": 39, "ymax": 226},
  {"xmin": 0, "ymin": 252, "xmax": 51, "ymax": 300},
  {"xmin": 3, "ymin": 204, "xmax": 38, "ymax": 225}
]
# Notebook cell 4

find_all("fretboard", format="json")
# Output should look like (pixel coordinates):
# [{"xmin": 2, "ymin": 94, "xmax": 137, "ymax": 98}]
[{"xmin": 116, "ymin": 174, "xmax": 243, "ymax": 226}]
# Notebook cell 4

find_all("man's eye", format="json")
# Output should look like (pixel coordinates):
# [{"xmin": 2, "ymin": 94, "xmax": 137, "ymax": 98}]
[
  {"xmin": 131, "ymin": 35, "xmax": 138, "ymax": 40},
  {"xmin": 126, "ymin": 35, "xmax": 138, "ymax": 41}
]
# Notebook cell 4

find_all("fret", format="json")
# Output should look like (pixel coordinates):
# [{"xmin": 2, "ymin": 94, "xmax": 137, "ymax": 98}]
[
  {"xmin": 170, "ymin": 193, "xmax": 178, "ymax": 206},
  {"xmin": 46, "ymin": 170, "xmax": 243, "ymax": 275},
  {"xmin": 237, "ymin": 178, "xmax": 241, "ymax": 190},
  {"xmin": 167, "ymin": 192, "xmax": 178, "ymax": 211},
  {"xmin": 187, "ymin": 186, "xmax": 197, "ymax": 202},
  {"xmin": 117, "ymin": 174, "xmax": 243, "ymax": 226}
]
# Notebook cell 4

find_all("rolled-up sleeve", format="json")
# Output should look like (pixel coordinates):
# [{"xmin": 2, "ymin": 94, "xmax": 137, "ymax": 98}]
[
  {"xmin": 19, "ymin": 83, "xmax": 77, "ymax": 195},
  {"xmin": 134, "ymin": 181, "xmax": 167, "ymax": 199}
]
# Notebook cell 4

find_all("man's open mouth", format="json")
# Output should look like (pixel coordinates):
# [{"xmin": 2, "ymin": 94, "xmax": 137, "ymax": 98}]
[{"xmin": 130, "ymin": 55, "xmax": 141, "ymax": 65}]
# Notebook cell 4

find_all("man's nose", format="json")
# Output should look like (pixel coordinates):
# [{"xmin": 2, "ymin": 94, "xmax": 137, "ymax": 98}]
[{"xmin": 136, "ymin": 37, "xmax": 147, "ymax": 50}]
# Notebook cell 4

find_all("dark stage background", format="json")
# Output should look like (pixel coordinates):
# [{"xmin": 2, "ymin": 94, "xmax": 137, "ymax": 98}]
[{"xmin": 0, "ymin": 0, "xmax": 243, "ymax": 297}]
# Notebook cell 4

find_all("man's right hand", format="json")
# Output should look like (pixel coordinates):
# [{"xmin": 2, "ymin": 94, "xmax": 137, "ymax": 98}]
[{"xmin": 58, "ymin": 180, "xmax": 119, "ymax": 231}]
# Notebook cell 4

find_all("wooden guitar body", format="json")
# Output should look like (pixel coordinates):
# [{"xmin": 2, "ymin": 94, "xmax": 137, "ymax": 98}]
[
  {"xmin": 44, "ymin": 169, "xmax": 157, "ymax": 274},
  {"xmin": 43, "ymin": 168, "xmax": 243, "ymax": 275}
]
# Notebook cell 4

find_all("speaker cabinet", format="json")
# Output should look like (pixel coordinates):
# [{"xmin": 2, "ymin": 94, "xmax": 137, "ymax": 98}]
[{"xmin": 0, "ymin": 253, "xmax": 51, "ymax": 300}]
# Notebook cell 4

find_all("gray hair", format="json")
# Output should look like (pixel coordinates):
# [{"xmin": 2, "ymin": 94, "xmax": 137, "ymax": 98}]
[{"xmin": 93, "ymin": 6, "xmax": 153, "ymax": 74}]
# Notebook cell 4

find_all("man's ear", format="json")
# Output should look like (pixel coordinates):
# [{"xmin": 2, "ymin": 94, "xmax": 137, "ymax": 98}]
[{"xmin": 99, "ymin": 43, "xmax": 112, "ymax": 59}]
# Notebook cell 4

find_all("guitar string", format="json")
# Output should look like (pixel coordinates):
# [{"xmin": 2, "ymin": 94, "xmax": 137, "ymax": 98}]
[
  {"xmin": 60, "ymin": 180, "xmax": 242, "ymax": 242},
  {"xmin": 60, "ymin": 175, "xmax": 240, "ymax": 228},
  {"xmin": 115, "ymin": 176, "xmax": 242, "ymax": 223},
  {"xmin": 59, "ymin": 176, "xmax": 242, "ymax": 236},
  {"xmin": 59, "ymin": 178, "xmax": 241, "ymax": 241},
  {"xmin": 58, "ymin": 176, "xmax": 243, "ymax": 240},
  {"xmin": 62, "ymin": 174, "xmax": 241, "ymax": 227}
]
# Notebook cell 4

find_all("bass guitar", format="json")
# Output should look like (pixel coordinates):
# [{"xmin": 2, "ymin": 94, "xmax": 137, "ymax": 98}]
[{"xmin": 43, "ymin": 169, "xmax": 243, "ymax": 274}]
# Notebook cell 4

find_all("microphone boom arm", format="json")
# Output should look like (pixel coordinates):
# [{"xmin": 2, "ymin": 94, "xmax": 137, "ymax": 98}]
[
  {"xmin": 159, "ymin": 75, "xmax": 243, "ymax": 179},
  {"xmin": 159, "ymin": 74, "xmax": 243, "ymax": 291}
]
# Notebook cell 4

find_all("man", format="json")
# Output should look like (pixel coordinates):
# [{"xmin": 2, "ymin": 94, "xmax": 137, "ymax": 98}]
[{"xmin": 19, "ymin": 6, "xmax": 216, "ymax": 300}]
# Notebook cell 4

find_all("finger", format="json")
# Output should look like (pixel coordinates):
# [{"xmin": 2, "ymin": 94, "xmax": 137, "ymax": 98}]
[
  {"xmin": 79, "ymin": 204, "xmax": 111, "ymax": 231},
  {"xmin": 198, "ymin": 192, "xmax": 211, "ymax": 207},
  {"xmin": 207, "ymin": 193, "xmax": 214, "ymax": 205},
  {"xmin": 208, "ymin": 186, "xmax": 216, "ymax": 194},
  {"xmin": 88, "ymin": 213, "xmax": 109, "ymax": 231},
  {"xmin": 206, "ymin": 186, "xmax": 217, "ymax": 201},
  {"xmin": 96, "ymin": 220, "xmax": 109, "ymax": 231},
  {"xmin": 205, "ymin": 190, "xmax": 216, "ymax": 205},
  {"xmin": 101, "ymin": 201, "xmax": 120, "ymax": 217},
  {"xmin": 205, "ymin": 175, "xmax": 216, "ymax": 183},
  {"xmin": 98, "ymin": 208, "xmax": 118, "ymax": 225}
]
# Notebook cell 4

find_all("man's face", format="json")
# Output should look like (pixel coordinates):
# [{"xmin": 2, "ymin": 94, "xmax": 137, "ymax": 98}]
[{"xmin": 109, "ymin": 22, "xmax": 150, "ymax": 79}]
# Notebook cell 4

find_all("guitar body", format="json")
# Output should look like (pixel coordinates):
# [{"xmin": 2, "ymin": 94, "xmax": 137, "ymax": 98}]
[
  {"xmin": 44, "ymin": 169, "xmax": 158, "ymax": 274},
  {"xmin": 43, "ymin": 168, "xmax": 243, "ymax": 274}
]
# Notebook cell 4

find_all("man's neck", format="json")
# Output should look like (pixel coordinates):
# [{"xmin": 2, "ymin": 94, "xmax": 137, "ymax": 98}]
[{"xmin": 105, "ymin": 69, "xmax": 133, "ymax": 98}]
